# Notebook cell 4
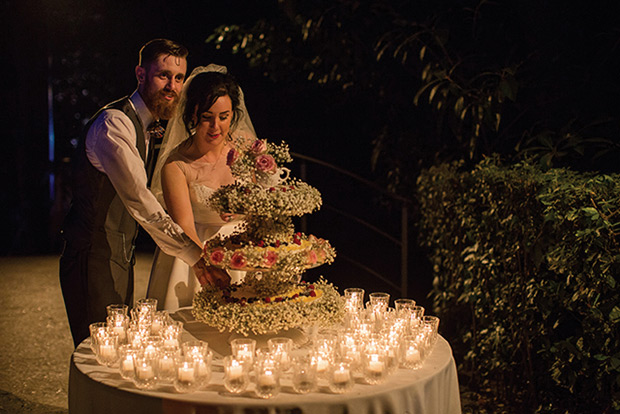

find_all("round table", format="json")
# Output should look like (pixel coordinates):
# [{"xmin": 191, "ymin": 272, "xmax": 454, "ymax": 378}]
[{"xmin": 69, "ymin": 310, "xmax": 462, "ymax": 414}]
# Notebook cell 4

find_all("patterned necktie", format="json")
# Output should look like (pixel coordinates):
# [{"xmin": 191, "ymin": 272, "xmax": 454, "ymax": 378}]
[
  {"xmin": 146, "ymin": 120, "xmax": 165, "ymax": 185},
  {"xmin": 147, "ymin": 120, "xmax": 165, "ymax": 142}
]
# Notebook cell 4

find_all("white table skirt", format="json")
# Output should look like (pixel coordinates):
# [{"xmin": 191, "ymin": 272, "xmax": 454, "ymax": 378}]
[{"xmin": 69, "ymin": 312, "xmax": 462, "ymax": 414}]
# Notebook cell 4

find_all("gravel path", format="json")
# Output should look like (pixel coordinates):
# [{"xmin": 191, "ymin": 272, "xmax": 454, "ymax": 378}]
[{"xmin": 0, "ymin": 253, "xmax": 152, "ymax": 414}]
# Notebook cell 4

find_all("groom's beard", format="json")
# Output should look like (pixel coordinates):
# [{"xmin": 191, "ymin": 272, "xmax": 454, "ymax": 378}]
[{"xmin": 143, "ymin": 83, "xmax": 179, "ymax": 120}]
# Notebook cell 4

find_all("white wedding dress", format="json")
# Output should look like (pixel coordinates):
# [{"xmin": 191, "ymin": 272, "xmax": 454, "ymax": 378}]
[
  {"xmin": 146, "ymin": 64, "xmax": 255, "ymax": 312},
  {"xmin": 146, "ymin": 146, "xmax": 244, "ymax": 311}
]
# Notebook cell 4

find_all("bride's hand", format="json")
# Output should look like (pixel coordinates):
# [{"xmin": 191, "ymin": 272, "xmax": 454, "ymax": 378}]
[{"xmin": 192, "ymin": 259, "xmax": 231, "ymax": 287}]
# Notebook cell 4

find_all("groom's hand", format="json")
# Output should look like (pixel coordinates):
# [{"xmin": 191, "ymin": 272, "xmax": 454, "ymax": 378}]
[{"xmin": 192, "ymin": 259, "xmax": 231, "ymax": 288}]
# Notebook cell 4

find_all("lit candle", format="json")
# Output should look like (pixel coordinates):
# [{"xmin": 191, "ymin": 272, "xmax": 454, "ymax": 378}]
[
  {"xmin": 122, "ymin": 358, "xmax": 134, "ymax": 372},
  {"xmin": 112, "ymin": 326, "xmax": 126, "ymax": 341},
  {"xmin": 406, "ymin": 348, "xmax": 421, "ymax": 363},
  {"xmin": 227, "ymin": 363, "xmax": 243, "ymax": 380},
  {"xmin": 163, "ymin": 338, "xmax": 178, "ymax": 348},
  {"xmin": 99, "ymin": 344, "xmax": 116, "ymax": 359},
  {"xmin": 333, "ymin": 368, "xmax": 350, "ymax": 383},
  {"xmin": 346, "ymin": 350, "xmax": 360, "ymax": 364},
  {"xmin": 160, "ymin": 357, "xmax": 174, "ymax": 372},
  {"xmin": 196, "ymin": 360, "xmax": 209, "ymax": 376},
  {"xmin": 258, "ymin": 371, "xmax": 277, "ymax": 386},
  {"xmin": 151, "ymin": 321, "xmax": 162, "ymax": 334},
  {"xmin": 316, "ymin": 358, "xmax": 329, "ymax": 373},
  {"xmin": 237, "ymin": 349, "xmax": 253, "ymax": 360},
  {"xmin": 178, "ymin": 366, "xmax": 195, "ymax": 382},
  {"xmin": 136, "ymin": 365, "xmax": 154, "ymax": 380},
  {"xmin": 367, "ymin": 356, "xmax": 384, "ymax": 373}
]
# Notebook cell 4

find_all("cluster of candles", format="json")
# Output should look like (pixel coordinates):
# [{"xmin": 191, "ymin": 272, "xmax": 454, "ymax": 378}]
[
  {"xmin": 221, "ymin": 289, "xmax": 439, "ymax": 397},
  {"xmin": 89, "ymin": 298, "xmax": 205, "ymax": 392},
  {"xmin": 89, "ymin": 291, "xmax": 439, "ymax": 397}
]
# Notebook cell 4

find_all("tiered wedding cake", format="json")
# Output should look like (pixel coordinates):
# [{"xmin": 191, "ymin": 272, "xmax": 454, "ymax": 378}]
[{"xmin": 192, "ymin": 138, "xmax": 344, "ymax": 335}]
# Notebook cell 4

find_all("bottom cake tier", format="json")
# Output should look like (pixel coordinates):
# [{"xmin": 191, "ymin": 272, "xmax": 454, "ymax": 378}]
[{"xmin": 192, "ymin": 277, "xmax": 345, "ymax": 336}]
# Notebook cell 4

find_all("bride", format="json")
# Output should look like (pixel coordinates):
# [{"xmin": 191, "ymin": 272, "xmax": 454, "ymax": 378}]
[{"xmin": 146, "ymin": 65, "xmax": 256, "ymax": 311}]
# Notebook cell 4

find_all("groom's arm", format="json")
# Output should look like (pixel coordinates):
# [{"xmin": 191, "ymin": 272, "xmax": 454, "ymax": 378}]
[{"xmin": 85, "ymin": 109, "xmax": 203, "ymax": 266}]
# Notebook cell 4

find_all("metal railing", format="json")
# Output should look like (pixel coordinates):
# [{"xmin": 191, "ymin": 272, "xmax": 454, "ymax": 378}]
[{"xmin": 292, "ymin": 152, "xmax": 412, "ymax": 297}]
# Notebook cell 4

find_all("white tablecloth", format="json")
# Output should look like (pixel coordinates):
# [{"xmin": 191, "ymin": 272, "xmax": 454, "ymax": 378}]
[{"xmin": 69, "ymin": 311, "xmax": 462, "ymax": 414}]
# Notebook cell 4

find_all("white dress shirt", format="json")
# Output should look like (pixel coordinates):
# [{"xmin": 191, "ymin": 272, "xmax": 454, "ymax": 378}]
[{"xmin": 85, "ymin": 91, "xmax": 202, "ymax": 266}]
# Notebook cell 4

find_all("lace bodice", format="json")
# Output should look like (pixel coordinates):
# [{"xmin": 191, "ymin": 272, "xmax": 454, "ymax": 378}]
[{"xmin": 165, "ymin": 143, "xmax": 237, "ymax": 242}]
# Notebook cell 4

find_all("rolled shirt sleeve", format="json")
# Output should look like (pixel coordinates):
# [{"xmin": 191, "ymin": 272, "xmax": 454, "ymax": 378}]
[{"xmin": 85, "ymin": 109, "xmax": 202, "ymax": 266}]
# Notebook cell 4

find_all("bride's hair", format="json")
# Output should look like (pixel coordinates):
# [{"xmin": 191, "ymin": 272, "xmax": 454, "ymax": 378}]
[{"xmin": 182, "ymin": 71, "xmax": 244, "ymax": 135}]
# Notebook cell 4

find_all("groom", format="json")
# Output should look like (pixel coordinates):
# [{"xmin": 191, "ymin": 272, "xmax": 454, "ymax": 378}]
[{"xmin": 60, "ymin": 39, "xmax": 228, "ymax": 347}]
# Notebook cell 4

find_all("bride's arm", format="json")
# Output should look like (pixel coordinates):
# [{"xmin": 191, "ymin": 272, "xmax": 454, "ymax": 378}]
[{"xmin": 161, "ymin": 161, "xmax": 202, "ymax": 247}]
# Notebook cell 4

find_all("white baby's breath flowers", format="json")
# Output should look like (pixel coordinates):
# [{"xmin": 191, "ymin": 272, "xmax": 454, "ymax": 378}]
[{"xmin": 194, "ymin": 137, "xmax": 341, "ymax": 335}]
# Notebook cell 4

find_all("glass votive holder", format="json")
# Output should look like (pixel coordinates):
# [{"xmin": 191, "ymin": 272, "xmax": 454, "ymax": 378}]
[
  {"xmin": 313, "ymin": 332, "xmax": 337, "ymax": 358},
  {"xmin": 369, "ymin": 292, "xmax": 390, "ymax": 311},
  {"xmin": 267, "ymin": 337, "xmax": 293, "ymax": 372},
  {"xmin": 182, "ymin": 340, "xmax": 209, "ymax": 359},
  {"xmin": 230, "ymin": 338, "xmax": 256, "ymax": 369},
  {"xmin": 311, "ymin": 350, "xmax": 333, "ymax": 378},
  {"xmin": 95, "ymin": 332, "xmax": 119, "ymax": 367},
  {"xmin": 291, "ymin": 355, "xmax": 317, "ymax": 394},
  {"xmin": 106, "ymin": 303, "xmax": 129, "ymax": 317},
  {"xmin": 254, "ymin": 357, "xmax": 281, "ymax": 399},
  {"xmin": 409, "ymin": 306, "xmax": 425, "ymax": 330},
  {"xmin": 135, "ymin": 298, "xmax": 157, "ymax": 312},
  {"xmin": 150, "ymin": 311, "xmax": 169, "ymax": 335},
  {"xmin": 161, "ymin": 320, "xmax": 183, "ymax": 348},
  {"xmin": 173, "ymin": 356, "xmax": 199, "ymax": 393},
  {"xmin": 365, "ymin": 304, "xmax": 387, "ymax": 332},
  {"xmin": 339, "ymin": 332, "xmax": 361, "ymax": 373},
  {"xmin": 380, "ymin": 341, "xmax": 399, "ymax": 375},
  {"xmin": 133, "ymin": 350, "xmax": 158, "ymax": 390},
  {"xmin": 157, "ymin": 345, "xmax": 181, "ymax": 382},
  {"xmin": 89, "ymin": 322, "xmax": 108, "ymax": 352},
  {"xmin": 344, "ymin": 311, "xmax": 363, "ymax": 330},
  {"xmin": 118, "ymin": 344, "xmax": 139, "ymax": 380},
  {"xmin": 127, "ymin": 324, "xmax": 150, "ymax": 347},
  {"xmin": 143, "ymin": 335, "xmax": 163, "ymax": 358},
  {"xmin": 344, "ymin": 287, "xmax": 365, "ymax": 312},
  {"xmin": 107, "ymin": 314, "xmax": 129, "ymax": 344},
  {"xmin": 328, "ymin": 360, "xmax": 354, "ymax": 394},
  {"xmin": 131, "ymin": 298, "xmax": 157, "ymax": 325},
  {"xmin": 423, "ymin": 315, "xmax": 440, "ymax": 347},
  {"xmin": 356, "ymin": 321, "xmax": 373, "ymax": 339},
  {"xmin": 394, "ymin": 298, "xmax": 416, "ymax": 317},
  {"xmin": 223, "ymin": 355, "xmax": 249, "ymax": 394},
  {"xmin": 399, "ymin": 335, "xmax": 426, "ymax": 370},
  {"xmin": 193, "ymin": 351, "xmax": 213, "ymax": 388},
  {"xmin": 361, "ymin": 353, "xmax": 388, "ymax": 385}
]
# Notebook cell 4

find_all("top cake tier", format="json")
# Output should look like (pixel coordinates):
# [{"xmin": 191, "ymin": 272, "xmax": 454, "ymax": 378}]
[
  {"xmin": 208, "ymin": 138, "xmax": 323, "ymax": 217},
  {"xmin": 208, "ymin": 181, "xmax": 322, "ymax": 217}
]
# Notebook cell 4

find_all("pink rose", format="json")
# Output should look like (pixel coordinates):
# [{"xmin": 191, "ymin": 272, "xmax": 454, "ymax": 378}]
[
  {"xmin": 226, "ymin": 149, "xmax": 240, "ymax": 166},
  {"xmin": 250, "ymin": 139, "xmax": 267, "ymax": 154},
  {"xmin": 230, "ymin": 252, "xmax": 247, "ymax": 269},
  {"xmin": 307, "ymin": 250, "xmax": 318, "ymax": 265},
  {"xmin": 263, "ymin": 250, "xmax": 278, "ymax": 268},
  {"xmin": 209, "ymin": 249, "xmax": 225, "ymax": 265},
  {"xmin": 255, "ymin": 154, "xmax": 276, "ymax": 173}
]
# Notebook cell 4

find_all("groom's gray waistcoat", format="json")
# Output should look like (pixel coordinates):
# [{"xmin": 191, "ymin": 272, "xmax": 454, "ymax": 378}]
[{"xmin": 62, "ymin": 97, "xmax": 147, "ymax": 267}]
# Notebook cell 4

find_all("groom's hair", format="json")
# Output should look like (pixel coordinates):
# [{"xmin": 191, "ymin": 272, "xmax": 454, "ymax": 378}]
[{"xmin": 138, "ymin": 39, "xmax": 188, "ymax": 68}]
